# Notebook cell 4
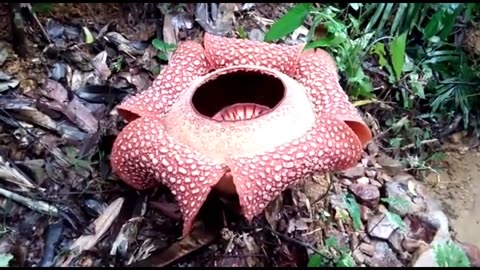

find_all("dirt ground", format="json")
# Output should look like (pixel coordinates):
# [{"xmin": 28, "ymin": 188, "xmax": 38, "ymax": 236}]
[{"xmin": 425, "ymin": 148, "xmax": 480, "ymax": 247}]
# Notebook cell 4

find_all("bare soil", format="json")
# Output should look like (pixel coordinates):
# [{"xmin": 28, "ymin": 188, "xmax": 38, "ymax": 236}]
[{"xmin": 425, "ymin": 149, "xmax": 480, "ymax": 247}]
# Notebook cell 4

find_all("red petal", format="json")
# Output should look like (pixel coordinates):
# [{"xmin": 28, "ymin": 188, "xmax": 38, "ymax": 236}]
[
  {"xmin": 203, "ymin": 33, "xmax": 304, "ymax": 76},
  {"xmin": 116, "ymin": 41, "xmax": 211, "ymax": 122},
  {"xmin": 294, "ymin": 49, "xmax": 372, "ymax": 146},
  {"xmin": 226, "ymin": 116, "xmax": 363, "ymax": 220},
  {"xmin": 110, "ymin": 116, "xmax": 227, "ymax": 236}
]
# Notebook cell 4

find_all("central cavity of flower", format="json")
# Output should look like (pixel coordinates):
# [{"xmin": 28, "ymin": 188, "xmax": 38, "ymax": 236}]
[{"xmin": 191, "ymin": 70, "xmax": 286, "ymax": 121}]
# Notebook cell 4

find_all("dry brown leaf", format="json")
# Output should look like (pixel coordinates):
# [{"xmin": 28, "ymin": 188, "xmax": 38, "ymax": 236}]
[
  {"xmin": 42, "ymin": 80, "xmax": 98, "ymax": 133},
  {"xmin": 70, "ymin": 197, "xmax": 124, "ymax": 253},
  {"xmin": 128, "ymin": 217, "xmax": 219, "ymax": 267}
]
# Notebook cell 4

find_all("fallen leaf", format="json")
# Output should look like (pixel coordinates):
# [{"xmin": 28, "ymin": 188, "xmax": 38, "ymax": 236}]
[
  {"xmin": 407, "ymin": 181, "xmax": 418, "ymax": 197},
  {"xmin": 70, "ymin": 197, "xmax": 124, "ymax": 253},
  {"xmin": 42, "ymin": 80, "xmax": 98, "ymax": 133},
  {"xmin": 82, "ymin": 27, "xmax": 95, "ymax": 44},
  {"xmin": 0, "ymin": 72, "xmax": 20, "ymax": 92}
]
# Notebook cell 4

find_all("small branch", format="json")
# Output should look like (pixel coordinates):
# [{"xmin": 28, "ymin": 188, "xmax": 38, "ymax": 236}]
[
  {"xmin": 0, "ymin": 186, "xmax": 59, "ymax": 216},
  {"xmin": 399, "ymin": 138, "xmax": 439, "ymax": 150}
]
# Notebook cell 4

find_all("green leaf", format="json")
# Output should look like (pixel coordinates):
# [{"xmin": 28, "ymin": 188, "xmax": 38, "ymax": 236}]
[
  {"xmin": 82, "ymin": 27, "xmax": 95, "ymax": 44},
  {"xmin": 305, "ymin": 36, "xmax": 341, "ymax": 49},
  {"xmin": 423, "ymin": 9, "xmax": 444, "ymax": 39},
  {"xmin": 236, "ymin": 25, "xmax": 248, "ymax": 39},
  {"xmin": 264, "ymin": 3, "xmax": 312, "ymax": 42},
  {"xmin": 157, "ymin": 52, "xmax": 169, "ymax": 61},
  {"xmin": 335, "ymin": 253, "xmax": 355, "ymax": 267},
  {"xmin": 388, "ymin": 137, "xmax": 404, "ymax": 148},
  {"xmin": 151, "ymin": 39, "xmax": 177, "ymax": 52},
  {"xmin": 307, "ymin": 254, "xmax": 326, "ymax": 267},
  {"xmin": 434, "ymin": 241, "xmax": 470, "ymax": 267},
  {"xmin": 349, "ymin": 3, "xmax": 362, "ymax": 11},
  {"xmin": 345, "ymin": 194, "xmax": 362, "ymax": 231},
  {"xmin": 325, "ymin": 236, "xmax": 338, "ymax": 249},
  {"xmin": 389, "ymin": 32, "xmax": 407, "ymax": 81},
  {"xmin": 0, "ymin": 253, "xmax": 13, "ymax": 267},
  {"xmin": 385, "ymin": 211, "xmax": 407, "ymax": 233},
  {"xmin": 371, "ymin": 42, "xmax": 388, "ymax": 67},
  {"xmin": 381, "ymin": 196, "xmax": 411, "ymax": 211},
  {"xmin": 31, "ymin": 3, "xmax": 53, "ymax": 13}
]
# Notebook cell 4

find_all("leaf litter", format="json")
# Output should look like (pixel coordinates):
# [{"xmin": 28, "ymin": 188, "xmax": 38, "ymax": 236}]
[{"xmin": 0, "ymin": 2, "xmax": 478, "ymax": 268}]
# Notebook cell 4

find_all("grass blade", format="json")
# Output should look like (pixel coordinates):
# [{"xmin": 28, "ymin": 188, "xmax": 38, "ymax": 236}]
[
  {"xmin": 264, "ymin": 3, "xmax": 312, "ymax": 42},
  {"xmin": 390, "ymin": 32, "xmax": 407, "ymax": 81},
  {"xmin": 391, "ymin": 3, "xmax": 408, "ymax": 36},
  {"xmin": 424, "ymin": 8, "xmax": 444, "ymax": 39},
  {"xmin": 439, "ymin": 5, "xmax": 462, "ymax": 40},
  {"xmin": 365, "ymin": 3, "xmax": 385, "ymax": 33},
  {"xmin": 376, "ymin": 3, "xmax": 394, "ymax": 36}
]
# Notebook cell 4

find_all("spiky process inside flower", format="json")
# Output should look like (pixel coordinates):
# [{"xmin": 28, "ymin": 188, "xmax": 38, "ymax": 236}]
[{"xmin": 110, "ymin": 33, "xmax": 372, "ymax": 236}]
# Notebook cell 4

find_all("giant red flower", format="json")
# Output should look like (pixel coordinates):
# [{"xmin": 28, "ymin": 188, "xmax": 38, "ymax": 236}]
[{"xmin": 110, "ymin": 33, "xmax": 372, "ymax": 236}]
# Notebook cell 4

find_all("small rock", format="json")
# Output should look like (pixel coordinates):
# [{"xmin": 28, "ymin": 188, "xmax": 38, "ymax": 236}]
[
  {"xmin": 341, "ymin": 166, "xmax": 365, "ymax": 179},
  {"xmin": 384, "ymin": 181, "xmax": 425, "ymax": 217},
  {"xmin": 376, "ymin": 154, "xmax": 403, "ymax": 176},
  {"xmin": 359, "ymin": 232, "xmax": 371, "ymax": 244},
  {"xmin": 400, "ymin": 251, "xmax": 412, "ymax": 263},
  {"xmin": 341, "ymin": 179, "xmax": 353, "ymax": 186},
  {"xmin": 406, "ymin": 211, "xmax": 450, "ymax": 244},
  {"xmin": 353, "ymin": 249, "xmax": 365, "ymax": 264},
  {"xmin": 367, "ymin": 142, "xmax": 379, "ymax": 156},
  {"xmin": 365, "ymin": 170, "xmax": 376, "ymax": 178},
  {"xmin": 392, "ymin": 173, "xmax": 416, "ymax": 183},
  {"xmin": 359, "ymin": 243, "xmax": 375, "ymax": 256},
  {"xmin": 402, "ymin": 237, "xmax": 426, "ymax": 253},
  {"xmin": 365, "ymin": 241, "xmax": 403, "ymax": 267},
  {"xmin": 360, "ymin": 204, "xmax": 373, "ymax": 222},
  {"xmin": 349, "ymin": 184, "xmax": 380, "ymax": 209},
  {"xmin": 377, "ymin": 204, "xmax": 388, "ymax": 214},
  {"xmin": 367, "ymin": 214, "xmax": 397, "ymax": 240},
  {"xmin": 388, "ymin": 229, "xmax": 405, "ymax": 253},
  {"xmin": 370, "ymin": 179, "xmax": 382, "ymax": 188},
  {"xmin": 377, "ymin": 173, "xmax": 392, "ymax": 183},
  {"xmin": 330, "ymin": 194, "xmax": 348, "ymax": 209},
  {"xmin": 357, "ymin": 177, "xmax": 370, "ymax": 185},
  {"xmin": 248, "ymin": 28, "xmax": 265, "ymax": 42}
]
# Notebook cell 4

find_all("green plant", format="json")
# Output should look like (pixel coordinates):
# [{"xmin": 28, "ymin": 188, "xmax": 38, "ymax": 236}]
[
  {"xmin": 433, "ymin": 240, "xmax": 470, "ymax": 267},
  {"xmin": 307, "ymin": 236, "xmax": 355, "ymax": 267},
  {"xmin": 151, "ymin": 39, "xmax": 177, "ymax": 61},
  {"xmin": 0, "ymin": 253, "xmax": 13, "ymax": 267},
  {"xmin": 31, "ymin": 3, "xmax": 53, "ymax": 13},
  {"xmin": 64, "ymin": 146, "xmax": 92, "ymax": 171}
]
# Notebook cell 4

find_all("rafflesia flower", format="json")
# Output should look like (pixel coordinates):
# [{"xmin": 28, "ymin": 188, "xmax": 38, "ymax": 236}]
[{"xmin": 111, "ymin": 33, "xmax": 372, "ymax": 236}]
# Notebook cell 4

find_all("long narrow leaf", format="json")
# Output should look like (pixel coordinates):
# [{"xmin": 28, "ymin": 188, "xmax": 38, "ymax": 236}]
[
  {"xmin": 376, "ymin": 3, "xmax": 394, "ymax": 36},
  {"xmin": 390, "ymin": 32, "xmax": 407, "ymax": 81},
  {"xmin": 391, "ymin": 3, "xmax": 408, "ymax": 36},
  {"xmin": 365, "ymin": 3, "xmax": 385, "ymax": 33},
  {"xmin": 264, "ymin": 3, "xmax": 312, "ymax": 42},
  {"xmin": 439, "ymin": 5, "xmax": 462, "ymax": 40},
  {"xmin": 424, "ymin": 9, "xmax": 444, "ymax": 39}
]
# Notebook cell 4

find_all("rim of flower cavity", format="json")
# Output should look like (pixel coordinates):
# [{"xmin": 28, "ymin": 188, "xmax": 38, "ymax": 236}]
[{"xmin": 190, "ymin": 67, "xmax": 286, "ymax": 122}]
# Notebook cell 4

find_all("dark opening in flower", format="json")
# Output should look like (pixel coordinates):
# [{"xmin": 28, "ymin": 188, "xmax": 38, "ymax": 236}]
[{"xmin": 191, "ymin": 69, "xmax": 285, "ymax": 121}]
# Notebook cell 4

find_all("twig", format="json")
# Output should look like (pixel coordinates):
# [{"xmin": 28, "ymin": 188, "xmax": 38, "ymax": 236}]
[
  {"xmin": 0, "ymin": 186, "xmax": 59, "ymax": 216},
  {"xmin": 23, "ymin": 3, "xmax": 51, "ymax": 44},
  {"xmin": 399, "ymin": 138, "xmax": 439, "ymax": 150},
  {"xmin": 372, "ymin": 116, "xmax": 409, "ymax": 141},
  {"xmin": 261, "ymin": 225, "xmax": 335, "ymax": 263},
  {"xmin": 0, "ymin": 154, "xmax": 37, "ymax": 191}
]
